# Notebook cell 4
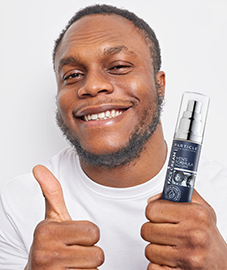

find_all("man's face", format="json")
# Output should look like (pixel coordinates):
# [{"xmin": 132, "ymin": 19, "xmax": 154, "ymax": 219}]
[{"xmin": 55, "ymin": 14, "xmax": 165, "ymax": 167}]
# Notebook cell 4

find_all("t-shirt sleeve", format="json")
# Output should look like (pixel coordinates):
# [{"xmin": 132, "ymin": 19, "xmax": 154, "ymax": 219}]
[
  {"xmin": 0, "ymin": 194, "xmax": 28, "ymax": 269},
  {"xmin": 196, "ymin": 157, "xmax": 227, "ymax": 242},
  {"xmin": 0, "ymin": 174, "xmax": 44, "ymax": 270}
]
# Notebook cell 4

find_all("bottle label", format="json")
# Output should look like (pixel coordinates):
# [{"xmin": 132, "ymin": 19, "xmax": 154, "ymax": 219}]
[{"xmin": 162, "ymin": 139, "xmax": 202, "ymax": 202}]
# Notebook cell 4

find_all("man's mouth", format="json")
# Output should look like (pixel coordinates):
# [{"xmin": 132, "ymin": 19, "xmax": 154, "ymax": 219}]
[{"xmin": 82, "ymin": 109, "xmax": 124, "ymax": 121}]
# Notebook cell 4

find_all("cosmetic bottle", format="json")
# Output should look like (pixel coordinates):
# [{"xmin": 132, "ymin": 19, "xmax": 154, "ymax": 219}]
[{"xmin": 162, "ymin": 92, "xmax": 210, "ymax": 202}]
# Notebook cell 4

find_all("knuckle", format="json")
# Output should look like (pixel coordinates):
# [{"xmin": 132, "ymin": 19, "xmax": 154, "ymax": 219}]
[
  {"xmin": 194, "ymin": 205, "xmax": 211, "ymax": 226},
  {"xmin": 31, "ymin": 245, "xmax": 64, "ymax": 268},
  {"xmin": 34, "ymin": 223, "xmax": 51, "ymax": 241},
  {"xmin": 188, "ymin": 229, "xmax": 208, "ymax": 248},
  {"xmin": 34, "ymin": 221, "xmax": 58, "ymax": 241},
  {"xmin": 32, "ymin": 249, "xmax": 52, "ymax": 267},
  {"xmin": 184, "ymin": 253, "xmax": 205, "ymax": 269}
]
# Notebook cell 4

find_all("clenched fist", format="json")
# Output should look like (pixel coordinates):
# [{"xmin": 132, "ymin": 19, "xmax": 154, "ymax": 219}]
[
  {"xmin": 25, "ymin": 165, "xmax": 104, "ymax": 270},
  {"xmin": 141, "ymin": 191, "xmax": 227, "ymax": 269}
]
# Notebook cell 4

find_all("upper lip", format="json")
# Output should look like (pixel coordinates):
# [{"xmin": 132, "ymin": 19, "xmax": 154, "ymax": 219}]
[{"xmin": 73, "ymin": 103, "xmax": 132, "ymax": 118}]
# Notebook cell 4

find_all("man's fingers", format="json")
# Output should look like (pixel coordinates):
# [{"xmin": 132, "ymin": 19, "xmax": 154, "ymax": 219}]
[
  {"xmin": 35, "ymin": 220, "xmax": 101, "ymax": 246},
  {"xmin": 141, "ymin": 222, "xmax": 178, "ymax": 246},
  {"xmin": 145, "ymin": 189, "xmax": 216, "ymax": 228},
  {"xmin": 191, "ymin": 189, "xmax": 217, "ymax": 223},
  {"xmin": 33, "ymin": 165, "xmax": 71, "ymax": 221},
  {"xmin": 191, "ymin": 189, "xmax": 211, "ymax": 206},
  {"xmin": 147, "ymin": 193, "xmax": 162, "ymax": 204},
  {"xmin": 145, "ymin": 243, "xmax": 177, "ymax": 268}
]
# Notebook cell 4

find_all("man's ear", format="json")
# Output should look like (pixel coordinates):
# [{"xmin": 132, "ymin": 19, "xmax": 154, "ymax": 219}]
[{"xmin": 156, "ymin": 71, "xmax": 166, "ymax": 98}]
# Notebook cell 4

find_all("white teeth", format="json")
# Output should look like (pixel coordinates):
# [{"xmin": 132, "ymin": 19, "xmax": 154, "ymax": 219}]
[
  {"xmin": 105, "ymin": 111, "xmax": 110, "ymax": 117},
  {"xmin": 91, "ymin": 114, "xmax": 98, "ymax": 120},
  {"xmin": 84, "ymin": 110, "xmax": 123, "ymax": 121},
  {"xmin": 111, "ymin": 110, "xmax": 115, "ymax": 117},
  {"xmin": 98, "ymin": 112, "xmax": 105, "ymax": 119}
]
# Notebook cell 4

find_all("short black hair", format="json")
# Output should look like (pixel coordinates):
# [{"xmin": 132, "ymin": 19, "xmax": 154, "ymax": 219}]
[{"xmin": 53, "ymin": 4, "xmax": 161, "ymax": 74}]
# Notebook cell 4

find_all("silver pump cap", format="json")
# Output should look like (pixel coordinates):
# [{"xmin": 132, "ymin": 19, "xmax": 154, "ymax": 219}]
[{"xmin": 174, "ymin": 100, "xmax": 203, "ymax": 143}]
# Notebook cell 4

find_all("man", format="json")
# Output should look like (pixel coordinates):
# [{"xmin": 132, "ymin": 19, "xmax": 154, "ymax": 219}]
[{"xmin": 0, "ymin": 4, "xmax": 227, "ymax": 270}]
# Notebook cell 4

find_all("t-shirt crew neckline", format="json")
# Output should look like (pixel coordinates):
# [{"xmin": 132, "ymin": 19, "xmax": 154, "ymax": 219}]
[{"xmin": 75, "ymin": 155, "xmax": 168, "ymax": 200}]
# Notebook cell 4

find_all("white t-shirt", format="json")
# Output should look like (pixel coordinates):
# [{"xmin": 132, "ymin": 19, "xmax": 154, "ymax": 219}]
[{"xmin": 0, "ymin": 146, "xmax": 227, "ymax": 269}]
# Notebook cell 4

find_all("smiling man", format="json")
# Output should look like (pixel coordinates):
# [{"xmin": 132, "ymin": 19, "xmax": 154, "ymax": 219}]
[
  {"xmin": 54, "ymin": 10, "xmax": 166, "ymax": 188},
  {"xmin": 0, "ymin": 4, "xmax": 227, "ymax": 270}
]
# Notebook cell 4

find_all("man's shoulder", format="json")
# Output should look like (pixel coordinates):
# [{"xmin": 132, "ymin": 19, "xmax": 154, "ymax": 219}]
[
  {"xmin": 196, "ymin": 156, "xmax": 227, "ymax": 197},
  {"xmin": 0, "ymin": 172, "xmax": 42, "ymax": 213},
  {"xmin": 196, "ymin": 156, "xmax": 227, "ymax": 237},
  {"xmin": 197, "ymin": 156, "xmax": 227, "ymax": 185},
  {"xmin": 0, "ymin": 147, "xmax": 78, "ymax": 202}
]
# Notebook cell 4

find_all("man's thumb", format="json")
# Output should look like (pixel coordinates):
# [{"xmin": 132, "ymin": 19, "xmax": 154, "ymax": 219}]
[{"xmin": 33, "ymin": 165, "xmax": 71, "ymax": 222}]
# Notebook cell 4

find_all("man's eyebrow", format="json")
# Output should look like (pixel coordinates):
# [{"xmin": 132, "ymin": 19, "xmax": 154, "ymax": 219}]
[
  {"xmin": 57, "ymin": 56, "xmax": 78, "ymax": 73},
  {"xmin": 103, "ymin": 45, "xmax": 136, "ymax": 56},
  {"xmin": 57, "ymin": 46, "xmax": 136, "ymax": 73}
]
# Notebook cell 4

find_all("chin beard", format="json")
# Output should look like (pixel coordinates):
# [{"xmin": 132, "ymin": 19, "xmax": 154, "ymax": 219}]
[{"xmin": 56, "ymin": 93, "xmax": 163, "ymax": 169}]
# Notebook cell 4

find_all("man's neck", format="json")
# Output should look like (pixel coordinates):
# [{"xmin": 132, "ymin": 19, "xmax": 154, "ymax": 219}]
[{"xmin": 79, "ymin": 124, "xmax": 167, "ymax": 188}]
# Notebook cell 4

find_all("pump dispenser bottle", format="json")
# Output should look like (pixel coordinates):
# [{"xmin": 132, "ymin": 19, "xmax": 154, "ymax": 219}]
[{"xmin": 162, "ymin": 92, "xmax": 210, "ymax": 202}]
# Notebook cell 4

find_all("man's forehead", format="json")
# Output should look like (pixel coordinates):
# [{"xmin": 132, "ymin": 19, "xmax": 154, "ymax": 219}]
[
  {"xmin": 68, "ymin": 13, "xmax": 135, "ymax": 32},
  {"xmin": 60, "ymin": 13, "xmax": 143, "ymax": 47},
  {"xmin": 55, "ymin": 14, "xmax": 148, "ymax": 65}
]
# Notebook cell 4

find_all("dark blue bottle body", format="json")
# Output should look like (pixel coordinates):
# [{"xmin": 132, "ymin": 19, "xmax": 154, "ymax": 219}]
[{"xmin": 162, "ymin": 139, "xmax": 202, "ymax": 202}]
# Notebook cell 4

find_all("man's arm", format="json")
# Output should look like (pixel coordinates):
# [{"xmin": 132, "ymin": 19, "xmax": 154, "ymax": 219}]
[
  {"xmin": 24, "ymin": 165, "xmax": 104, "ymax": 270},
  {"xmin": 141, "ymin": 190, "xmax": 227, "ymax": 269}
]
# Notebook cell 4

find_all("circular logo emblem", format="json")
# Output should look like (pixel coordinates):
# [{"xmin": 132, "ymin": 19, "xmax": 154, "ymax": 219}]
[{"xmin": 165, "ymin": 185, "xmax": 181, "ymax": 201}]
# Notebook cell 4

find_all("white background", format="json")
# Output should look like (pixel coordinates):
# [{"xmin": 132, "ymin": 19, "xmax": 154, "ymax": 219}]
[{"xmin": 0, "ymin": 0, "xmax": 226, "ymax": 185}]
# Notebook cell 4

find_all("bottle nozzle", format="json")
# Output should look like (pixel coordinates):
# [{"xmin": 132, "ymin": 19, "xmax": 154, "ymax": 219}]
[{"xmin": 174, "ymin": 92, "xmax": 209, "ymax": 143}]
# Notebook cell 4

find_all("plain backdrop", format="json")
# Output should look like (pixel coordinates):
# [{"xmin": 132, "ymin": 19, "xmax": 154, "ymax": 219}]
[{"xmin": 0, "ymin": 0, "xmax": 226, "ymax": 185}]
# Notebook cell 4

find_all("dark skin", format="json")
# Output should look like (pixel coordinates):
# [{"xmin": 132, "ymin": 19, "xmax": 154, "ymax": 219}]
[
  {"xmin": 55, "ymin": 14, "xmax": 166, "ymax": 188},
  {"xmin": 25, "ymin": 14, "xmax": 227, "ymax": 270}
]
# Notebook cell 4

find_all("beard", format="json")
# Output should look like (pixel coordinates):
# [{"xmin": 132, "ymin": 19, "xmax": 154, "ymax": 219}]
[{"xmin": 56, "ymin": 91, "xmax": 164, "ymax": 169}]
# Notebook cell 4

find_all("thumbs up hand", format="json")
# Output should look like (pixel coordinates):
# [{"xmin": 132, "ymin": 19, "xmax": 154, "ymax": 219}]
[{"xmin": 24, "ymin": 165, "xmax": 104, "ymax": 270}]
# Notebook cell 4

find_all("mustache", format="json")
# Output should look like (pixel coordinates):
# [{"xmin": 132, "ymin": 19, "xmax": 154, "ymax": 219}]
[{"xmin": 72, "ymin": 98, "xmax": 136, "ymax": 115}]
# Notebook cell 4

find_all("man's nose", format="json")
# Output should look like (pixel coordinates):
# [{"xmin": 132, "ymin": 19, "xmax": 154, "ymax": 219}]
[{"xmin": 78, "ymin": 70, "xmax": 114, "ymax": 98}]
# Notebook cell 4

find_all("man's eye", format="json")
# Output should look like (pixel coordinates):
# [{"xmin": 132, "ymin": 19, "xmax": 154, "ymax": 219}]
[
  {"xmin": 63, "ymin": 71, "xmax": 83, "ymax": 83},
  {"xmin": 108, "ymin": 63, "xmax": 133, "ymax": 75},
  {"xmin": 111, "ymin": 65, "xmax": 130, "ymax": 70},
  {"xmin": 65, "ymin": 73, "xmax": 78, "ymax": 79},
  {"xmin": 112, "ymin": 65, "xmax": 126, "ymax": 69}
]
